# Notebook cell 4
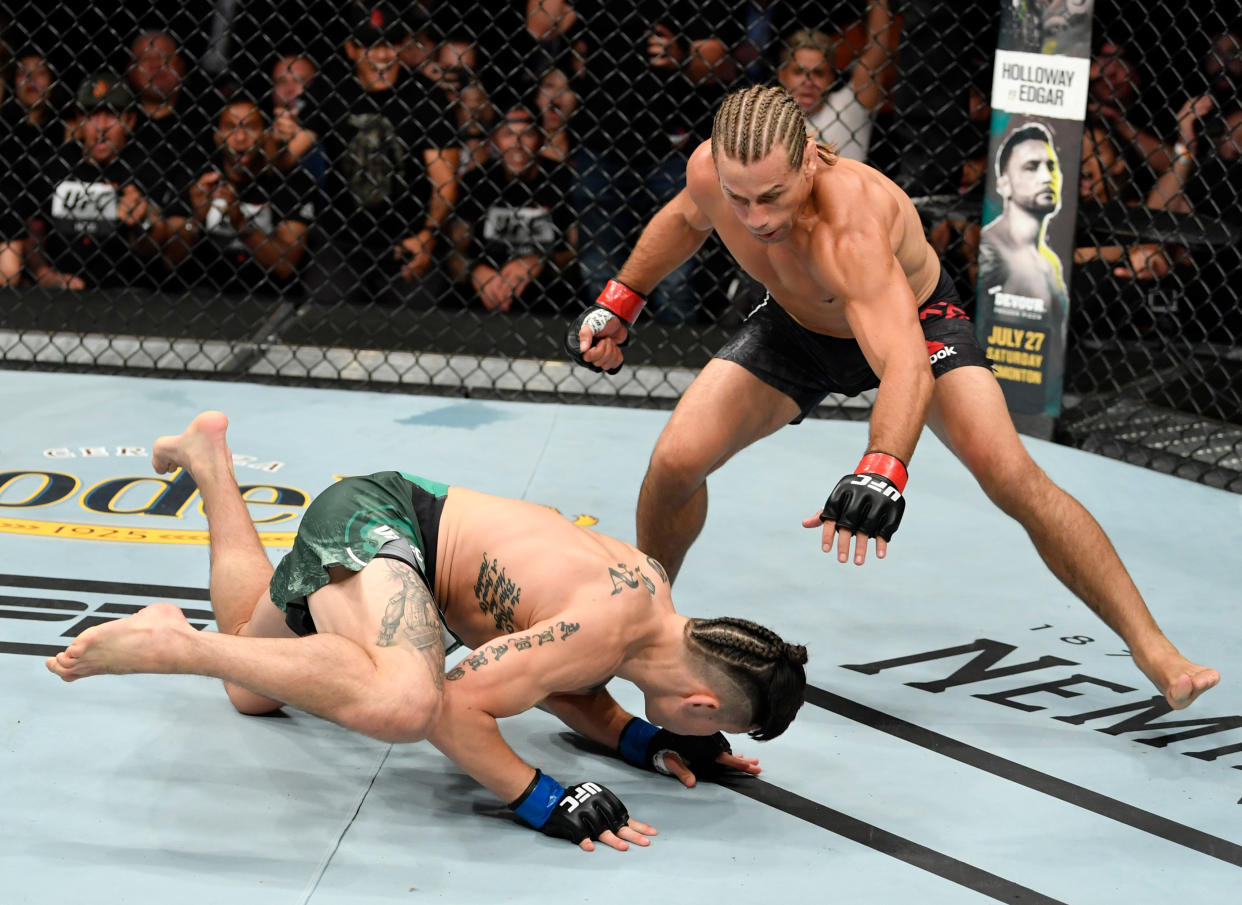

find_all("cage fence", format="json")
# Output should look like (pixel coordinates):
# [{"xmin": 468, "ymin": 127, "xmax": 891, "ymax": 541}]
[{"xmin": 0, "ymin": 0, "xmax": 1239, "ymax": 489}]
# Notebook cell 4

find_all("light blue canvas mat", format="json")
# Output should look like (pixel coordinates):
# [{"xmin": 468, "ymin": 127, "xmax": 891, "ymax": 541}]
[{"xmin": 2, "ymin": 370, "xmax": 1238, "ymax": 905}]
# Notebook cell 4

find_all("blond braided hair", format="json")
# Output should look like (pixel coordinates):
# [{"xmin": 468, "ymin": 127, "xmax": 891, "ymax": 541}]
[{"xmin": 711, "ymin": 84, "xmax": 838, "ymax": 172}]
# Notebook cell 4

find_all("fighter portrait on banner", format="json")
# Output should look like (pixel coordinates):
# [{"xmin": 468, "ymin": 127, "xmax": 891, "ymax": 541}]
[
  {"xmin": 977, "ymin": 120, "xmax": 1072, "ymax": 409},
  {"xmin": 979, "ymin": 122, "xmax": 1067, "ymax": 307}
]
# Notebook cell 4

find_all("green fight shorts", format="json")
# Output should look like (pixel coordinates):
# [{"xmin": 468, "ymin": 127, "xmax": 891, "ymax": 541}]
[{"xmin": 269, "ymin": 470, "xmax": 462, "ymax": 654}]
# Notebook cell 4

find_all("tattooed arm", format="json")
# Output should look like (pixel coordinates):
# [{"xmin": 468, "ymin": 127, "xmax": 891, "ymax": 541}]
[{"xmin": 426, "ymin": 607, "xmax": 622, "ymax": 804}]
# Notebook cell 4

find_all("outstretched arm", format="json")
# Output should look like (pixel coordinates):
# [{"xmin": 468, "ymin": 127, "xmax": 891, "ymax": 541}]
[
  {"xmin": 802, "ymin": 215, "xmax": 931, "ymax": 564},
  {"xmin": 427, "ymin": 610, "xmax": 655, "ymax": 850},
  {"xmin": 428, "ymin": 610, "xmax": 612, "ymax": 800},
  {"xmin": 823, "ymin": 219, "xmax": 931, "ymax": 471},
  {"xmin": 615, "ymin": 186, "xmax": 715, "ymax": 296},
  {"xmin": 568, "ymin": 184, "xmax": 714, "ymax": 373}
]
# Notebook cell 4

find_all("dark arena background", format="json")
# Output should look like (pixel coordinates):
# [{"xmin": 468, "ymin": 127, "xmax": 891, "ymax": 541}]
[{"xmin": 0, "ymin": 0, "xmax": 1239, "ymax": 488}]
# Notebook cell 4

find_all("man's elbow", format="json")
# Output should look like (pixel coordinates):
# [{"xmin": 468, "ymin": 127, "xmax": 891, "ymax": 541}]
[
  {"xmin": 911, "ymin": 360, "xmax": 936, "ymax": 403},
  {"xmin": 884, "ymin": 353, "xmax": 936, "ymax": 394}
]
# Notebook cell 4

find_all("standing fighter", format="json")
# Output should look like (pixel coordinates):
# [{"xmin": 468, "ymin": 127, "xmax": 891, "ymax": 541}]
[
  {"xmin": 47, "ymin": 411, "xmax": 807, "ymax": 851},
  {"xmin": 566, "ymin": 85, "xmax": 1218, "ymax": 710}
]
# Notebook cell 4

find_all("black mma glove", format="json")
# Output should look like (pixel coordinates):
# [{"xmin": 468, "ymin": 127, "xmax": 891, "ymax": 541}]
[
  {"xmin": 565, "ymin": 279, "xmax": 645, "ymax": 375},
  {"xmin": 508, "ymin": 770, "xmax": 630, "ymax": 844},
  {"xmin": 617, "ymin": 716, "xmax": 733, "ymax": 777},
  {"xmin": 821, "ymin": 451, "xmax": 908, "ymax": 542}
]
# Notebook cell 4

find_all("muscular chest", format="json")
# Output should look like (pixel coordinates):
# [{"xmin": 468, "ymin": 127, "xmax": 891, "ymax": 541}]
[{"xmin": 713, "ymin": 215, "xmax": 852, "ymax": 333}]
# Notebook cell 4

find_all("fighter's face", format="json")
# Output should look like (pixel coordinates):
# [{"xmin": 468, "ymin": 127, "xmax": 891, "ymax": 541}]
[
  {"xmin": 1002, "ymin": 139, "xmax": 1060, "ymax": 215},
  {"xmin": 717, "ymin": 142, "xmax": 814, "ymax": 244}
]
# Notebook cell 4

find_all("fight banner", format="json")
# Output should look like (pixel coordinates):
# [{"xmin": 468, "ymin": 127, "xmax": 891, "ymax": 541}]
[{"xmin": 974, "ymin": 1, "xmax": 1093, "ymax": 416}]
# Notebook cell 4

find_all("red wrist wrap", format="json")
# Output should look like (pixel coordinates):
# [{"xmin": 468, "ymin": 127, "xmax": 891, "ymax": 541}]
[
  {"xmin": 598, "ymin": 279, "xmax": 646, "ymax": 325},
  {"xmin": 856, "ymin": 452, "xmax": 908, "ymax": 492}
]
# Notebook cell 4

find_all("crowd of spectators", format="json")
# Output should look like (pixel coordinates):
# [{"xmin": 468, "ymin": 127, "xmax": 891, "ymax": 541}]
[
  {"xmin": 0, "ymin": 0, "xmax": 1237, "ymax": 337},
  {"xmin": 0, "ymin": 0, "xmax": 899, "ymax": 319}
]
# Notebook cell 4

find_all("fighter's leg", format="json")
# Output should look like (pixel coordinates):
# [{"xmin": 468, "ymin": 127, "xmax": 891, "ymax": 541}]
[
  {"xmin": 151, "ymin": 411, "xmax": 272, "ymax": 637},
  {"xmin": 927, "ymin": 365, "xmax": 1218, "ymax": 709},
  {"xmin": 150, "ymin": 411, "xmax": 295, "ymax": 713},
  {"xmin": 637, "ymin": 359, "xmax": 799, "ymax": 583},
  {"xmin": 46, "ymin": 556, "xmax": 447, "ymax": 743},
  {"xmin": 225, "ymin": 591, "xmax": 296, "ymax": 714},
  {"xmin": 301, "ymin": 558, "xmax": 446, "ymax": 741}
]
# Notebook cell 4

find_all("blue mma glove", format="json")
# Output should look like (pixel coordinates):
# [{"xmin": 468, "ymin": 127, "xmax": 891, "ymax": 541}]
[
  {"xmin": 509, "ymin": 770, "xmax": 630, "ymax": 843},
  {"xmin": 618, "ymin": 716, "xmax": 733, "ymax": 776}
]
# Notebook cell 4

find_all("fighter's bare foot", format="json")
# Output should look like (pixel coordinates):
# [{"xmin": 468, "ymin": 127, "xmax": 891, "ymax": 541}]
[
  {"xmin": 1137, "ymin": 650, "xmax": 1220, "ymax": 710},
  {"xmin": 1161, "ymin": 664, "xmax": 1220, "ymax": 710},
  {"xmin": 45, "ymin": 602, "xmax": 197, "ymax": 681},
  {"xmin": 151, "ymin": 411, "xmax": 231, "ymax": 478}
]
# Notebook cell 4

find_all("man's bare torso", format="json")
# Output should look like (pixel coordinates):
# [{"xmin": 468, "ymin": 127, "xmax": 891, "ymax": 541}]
[
  {"xmin": 687, "ymin": 142, "xmax": 941, "ymax": 337},
  {"xmin": 432, "ymin": 487, "xmax": 669, "ymax": 676}
]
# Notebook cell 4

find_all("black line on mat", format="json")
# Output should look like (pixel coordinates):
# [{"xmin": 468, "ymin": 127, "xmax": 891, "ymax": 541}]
[
  {"xmin": 0, "ymin": 641, "xmax": 63, "ymax": 657},
  {"xmin": 805, "ymin": 685, "xmax": 1242, "ymax": 869},
  {"xmin": 0, "ymin": 573, "xmax": 209, "ymax": 600},
  {"xmin": 720, "ymin": 776, "xmax": 1067, "ymax": 905}
]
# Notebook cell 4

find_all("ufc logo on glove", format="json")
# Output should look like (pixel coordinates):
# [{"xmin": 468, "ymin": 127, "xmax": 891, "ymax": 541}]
[
  {"xmin": 849, "ymin": 474, "xmax": 902, "ymax": 502},
  {"xmin": 558, "ymin": 782, "xmax": 603, "ymax": 813}
]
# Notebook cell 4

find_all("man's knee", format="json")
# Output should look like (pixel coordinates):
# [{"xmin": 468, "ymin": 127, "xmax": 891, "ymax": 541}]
[
  {"xmin": 226, "ymin": 682, "xmax": 284, "ymax": 716},
  {"xmin": 966, "ymin": 447, "xmax": 1051, "ymax": 514},
  {"xmin": 645, "ymin": 439, "xmax": 712, "ymax": 497}
]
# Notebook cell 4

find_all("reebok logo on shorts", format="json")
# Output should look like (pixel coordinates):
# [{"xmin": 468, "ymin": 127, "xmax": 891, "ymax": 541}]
[{"xmin": 928, "ymin": 342, "xmax": 957, "ymax": 365}]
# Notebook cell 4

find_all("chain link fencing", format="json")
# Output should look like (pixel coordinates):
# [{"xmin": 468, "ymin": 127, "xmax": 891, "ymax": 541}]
[{"xmin": 1, "ymin": 1, "xmax": 1239, "ymax": 489}]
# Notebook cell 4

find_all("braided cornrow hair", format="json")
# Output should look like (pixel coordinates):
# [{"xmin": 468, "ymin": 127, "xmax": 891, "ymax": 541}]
[
  {"xmin": 710, "ymin": 84, "xmax": 838, "ymax": 172},
  {"xmin": 686, "ymin": 616, "xmax": 808, "ymax": 741}
]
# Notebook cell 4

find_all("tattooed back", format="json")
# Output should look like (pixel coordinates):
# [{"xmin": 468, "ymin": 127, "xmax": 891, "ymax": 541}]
[{"xmin": 434, "ymin": 486, "xmax": 674, "ymax": 650}]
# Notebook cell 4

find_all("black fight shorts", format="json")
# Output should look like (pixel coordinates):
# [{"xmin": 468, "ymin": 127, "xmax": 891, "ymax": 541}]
[{"xmin": 714, "ymin": 264, "xmax": 991, "ymax": 423}]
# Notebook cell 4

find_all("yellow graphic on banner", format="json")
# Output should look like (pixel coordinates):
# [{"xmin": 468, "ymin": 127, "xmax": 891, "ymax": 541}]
[
  {"xmin": 986, "ymin": 324, "xmax": 1046, "ymax": 385},
  {"xmin": 0, "ymin": 515, "xmax": 296, "ymax": 547}
]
